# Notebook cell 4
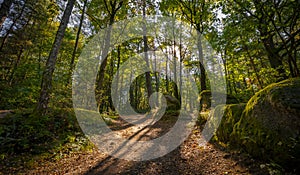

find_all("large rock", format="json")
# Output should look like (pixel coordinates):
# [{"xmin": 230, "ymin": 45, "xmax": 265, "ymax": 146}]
[
  {"xmin": 164, "ymin": 94, "xmax": 180, "ymax": 111},
  {"xmin": 213, "ymin": 103, "xmax": 246, "ymax": 143},
  {"xmin": 231, "ymin": 78, "xmax": 300, "ymax": 171}
]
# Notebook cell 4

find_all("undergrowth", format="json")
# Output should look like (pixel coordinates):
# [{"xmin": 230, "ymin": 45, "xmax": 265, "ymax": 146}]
[{"xmin": 0, "ymin": 108, "xmax": 94, "ymax": 171}]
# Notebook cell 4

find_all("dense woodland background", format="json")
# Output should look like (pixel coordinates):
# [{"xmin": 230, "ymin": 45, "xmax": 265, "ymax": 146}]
[{"xmin": 0, "ymin": 0, "xmax": 299, "ymax": 174}]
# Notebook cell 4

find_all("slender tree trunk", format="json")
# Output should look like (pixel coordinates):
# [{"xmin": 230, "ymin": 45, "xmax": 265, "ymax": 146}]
[
  {"xmin": 107, "ymin": 53, "xmax": 115, "ymax": 111},
  {"xmin": 291, "ymin": 37, "xmax": 299, "ymax": 77},
  {"xmin": 115, "ymin": 45, "xmax": 121, "ymax": 109},
  {"xmin": 197, "ymin": 32, "xmax": 206, "ymax": 91},
  {"xmin": 232, "ymin": 74, "xmax": 238, "ymax": 95},
  {"xmin": 221, "ymin": 51, "xmax": 232, "ymax": 95},
  {"xmin": 119, "ymin": 67, "xmax": 124, "ymax": 109},
  {"xmin": 67, "ymin": 0, "xmax": 87, "ymax": 85},
  {"xmin": 253, "ymin": 2, "xmax": 287, "ymax": 80},
  {"xmin": 38, "ymin": 45, "xmax": 42, "ymax": 78},
  {"xmin": 165, "ymin": 48, "xmax": 169, "ymax": 93},
  {"xmin": 97, "ymin": 17, "xmax": 113, "ymax": 92},
  {"xmin": 261, "ymin": 33, "xmax": 287, "ymax": 80},
  {"xmin": 288, "ymin": 58, "xmax": 295, "ymax": 77},
  {"xmin": 264, "ymin": 43, "xmax": 286, "ymax": 79},
  {"xmin": 244, "ymin": 45, "xmax": 263, "ymax": 89},
  {"xmin": 229, "ymin": 55, "xmax": 238, "ymax": 95},
  {"xmin": 97, "ymin": 0, "xmax": 123, "ymax": 97},
  {"xmin": 96, "ymin": 11, "xmax": 115, "ymax": 112},
  {"xmin": 173, "ymin": 40, "xmax": 179, "ymax": 99},
  {"xmin": 0, "ymin": 1, "xmax": 26, "ymax": 52},
  {"xmin": 153, "ymin": 48, "xmax": 159, "ymax": 106},
  {"xmin": 270, "ymin": 19, "xmax": 299, "ymax": 77},
  {"xmin": 6, "ymin": 8, "xmax": 34, "ymax": 84},
  {"xmin": 142, "ymin": 0, "xmax": 152, "ymax": 99},
  {"xmin": 36, "ymin": 0, "xmax": 75, "ymax": 114},
  {"xmin": 135, "ymin": 77, "xmax": 138, "ymax": 110},
  {"xmin": 129, "ymin": 63, "xmax": 135, "ymax": 109},
  {"xmin": 179, "ymin": 27, "xmax": 183, "ymax": 102},
  {"xmin": 9, "ymin": 46, "xmax": 23, "ymax": 85},
  {"xmin": 170, "ymin": 14, "xmax": 179, "ymax": 99}
]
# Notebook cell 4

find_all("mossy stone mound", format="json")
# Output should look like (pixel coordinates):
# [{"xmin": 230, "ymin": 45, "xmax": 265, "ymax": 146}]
[
  {"xmin": 232, "ymin": 78, "xmax": 300, "ymax": 170},
  {"xmin": 214, "ymin": 103, "xmax": 246, "ymax": 143},
  {"xmin": 164, "ymin": 95, "xmax": 180, "ymax": 111}
]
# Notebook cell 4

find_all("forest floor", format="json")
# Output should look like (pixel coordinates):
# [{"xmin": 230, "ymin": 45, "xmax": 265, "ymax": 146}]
[{"xmin": 1, "ymin": 114, "xmax": 282, "ymax": 174}]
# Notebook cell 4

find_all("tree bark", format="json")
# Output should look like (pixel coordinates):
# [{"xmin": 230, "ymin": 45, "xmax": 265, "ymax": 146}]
[
  {"xmin": 36, "ymin": 0, "xmax": 75, "ymax": 114},
  {"xmin": 67, "ymin": 0, "xmax": 87, "ymax": 85},
  {"xmin": 142, "ymin": 0, "xmax": 152, "ymax": 99},
  {"xmin": 262, "ymin": 36, "xmax": 287, "ymax": 80},
  {"xmin": 115, "ymin": 45, "xmax": 121, "ymax": 109},
  {"xmin": 244, "ymin": 45, "xmax": 263, "ymax": 89},
  {"xmin": 165, "ymin": 47, "xmax": 169, "ymax": 93},
  {"xmin": 197, "ymin": 31, "xmax": 207, "ymax": 91},
  {"xmin": 0, "ymin": 1, "xmax": 26, "ymax": 52},
  {"xmin": 96, "ymin": 0, "xmax": 123, "ymax": 107},
  {"xmin": 173, "ymin": 27, "xmax": 179, "ymax": 99}
]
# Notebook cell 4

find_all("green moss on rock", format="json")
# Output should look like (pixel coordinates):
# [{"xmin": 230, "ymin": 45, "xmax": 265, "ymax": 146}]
[
  {"xmin": 165, "ymin": 94, "xmax": 180, "ymax": 111},
  {"xmin": 197, "ymin": 111, "xmax": 210, "ymax": 126},
  {"xmin": 231, "ymin": 78, "xmax": 300, "ymax": 170},
  {"xmin": 214, "ymin": 103, "xmax": 246, "ymax": 143}
]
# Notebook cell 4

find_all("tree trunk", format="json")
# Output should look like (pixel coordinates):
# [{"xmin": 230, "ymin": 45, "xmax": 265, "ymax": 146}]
[
  {"xmin": 142, "ymin": 0, "xmax": 152, "ymax": 99},
  {"xmin": 173, "ymin": 38, "xmax": 179, "ymax": 99},
  {"xmin": 261, "ymin": 33, "xmax": 287, "ymax": 80},
  {"xmin": 97, "ymin": 0, "xmax": 123, "ymax": 96},
  {"xmin": 197, "ymin": 32, "xmax": 207, "ymax": 91},
  {"xmin": 135, "ymin": 77, "xmax": 138, "ymax": 110},
  {"xmin": 153, "ymin": 48, "xmax": 160, "ymax": 106},
  {"xmin": 115, "ymin": 45, "xmax": 121, "ymax": 109},
  {"xmin": 67, "ymin": 0, "xmax": 87, "ymax": 85},
  {"xmin": 129, "ymin": 64, "xmax": 135, "ymax": 109},
  {"xmin": 107, "ymin": 53, "xmax": 115, "ymax": 111},
  {"xmin": 36, "ymin": 0, "xmax": 75, "ymax": 114},
  {"xmin": 9, "ymin": 46, "xmax": 23, "ymax": 85},
  {"xmin": 244, "ymin": 45, "xmax": 263, "ymax": 89},
  {"xmin": 96, "ymin": 17, "xmax": 113, "ymax": 92},
  {"xmin": 179, "ymin": 28, "xmax": 183, "ymax": 102},
  {"xmin": 291, "ymin": 37, "xmax": 299, "ymax": 77},
  {"xmin": 165, "ymin": 48, "xmax": 169, "ymax": 93},
  {"xmin": 221, "ymin": 51, "xmax": 232, "ymax": 95},
  {"xmin": 0, "ymin": 1, "xmax": 26, "ymax": 52}
]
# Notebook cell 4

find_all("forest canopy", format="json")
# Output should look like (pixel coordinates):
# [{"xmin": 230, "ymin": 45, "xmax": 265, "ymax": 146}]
[{"xmin": 0, "ymin": 0, "xmax": 299, "ymax": 112}]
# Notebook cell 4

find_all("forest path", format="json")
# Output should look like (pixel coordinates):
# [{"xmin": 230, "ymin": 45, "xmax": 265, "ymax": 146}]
[{"xmin": 23, "ymin": 115, "xmax": 268, "ymax": 175}]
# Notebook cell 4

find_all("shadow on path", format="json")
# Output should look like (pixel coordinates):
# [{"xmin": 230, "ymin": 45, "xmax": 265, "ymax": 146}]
[{"xmin": 83, "ymin": 115, "xmax": 269, "ymax": 175}]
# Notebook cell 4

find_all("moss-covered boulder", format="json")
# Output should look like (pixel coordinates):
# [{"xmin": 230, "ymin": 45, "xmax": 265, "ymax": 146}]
[
  {"xmin": 231, "ymin": 78, "xmax": 300, "ymax": 170},
  {"xmin": 164, "ymin": 94, "xmax": 180, "ymax": 111},
  {"xmin": 199, "ymin": 90, "xmax": 239, "ymax": 112},
  {"xmin": 214, "ymin": 103, "xmax": 246, "ymax": 143}
]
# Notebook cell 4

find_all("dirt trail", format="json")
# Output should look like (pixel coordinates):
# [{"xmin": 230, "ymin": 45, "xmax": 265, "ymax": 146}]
[{"xmin": 20, "ymin": 116, "xmax": 270, "ymax": 175}]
